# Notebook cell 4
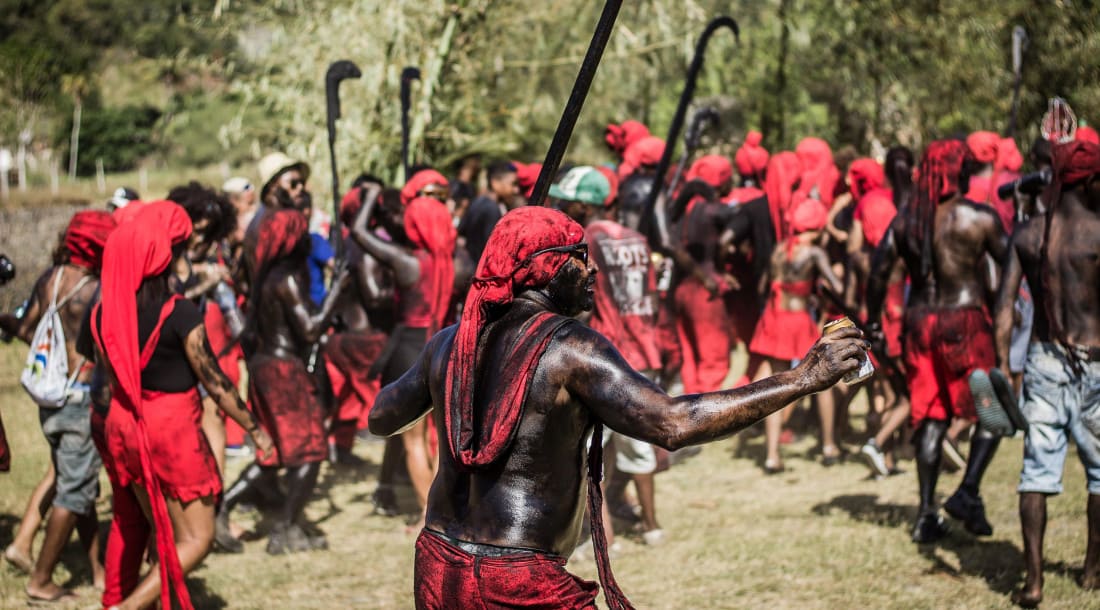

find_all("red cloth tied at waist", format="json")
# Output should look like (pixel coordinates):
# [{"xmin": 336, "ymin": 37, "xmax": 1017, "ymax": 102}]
[
  {"xmin": 248, "ymin": 354, "xmax": 327, "ymax": 467},
  {"xmin": 93, "ymin": 201, "xmax": 194, "ymax": 610},
  {"xmin": 749, "ymin": 281, "xmax": 819, "ymax": 361},
  {"xmin": 65, "ymin": 210, "xmax": 117, "ymax": 271},
  {"xmin": 605, "ymin": 120, "xmax": 650, "ymax": 156}
]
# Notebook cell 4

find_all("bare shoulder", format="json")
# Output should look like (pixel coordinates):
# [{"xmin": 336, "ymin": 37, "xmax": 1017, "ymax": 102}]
[
  {"xmin": 540, "ymin": 320, "xmax": 620, "ymax": 379},
  {"xmin": 1011, "ymin": 217, "xmax": 1044, "ymax": 256}
]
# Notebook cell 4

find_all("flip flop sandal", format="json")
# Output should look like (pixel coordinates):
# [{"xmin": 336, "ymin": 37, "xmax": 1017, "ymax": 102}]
[
  {"xmin": 970, "ymin": 369, "xmax": 1015, "ymax": 437},
  {"xmin": 989, "ymin": 367, "xmax": 1028, "ymax": 433}
]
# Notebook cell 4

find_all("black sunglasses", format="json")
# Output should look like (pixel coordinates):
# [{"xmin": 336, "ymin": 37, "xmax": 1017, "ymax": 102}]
[
  {"xmin": 288, "ymin": 178, "xmax": 305, "ymax": 189},
  {"xmin": 520, "ymin": 243, "xmax": 588, "ymax": 268}
]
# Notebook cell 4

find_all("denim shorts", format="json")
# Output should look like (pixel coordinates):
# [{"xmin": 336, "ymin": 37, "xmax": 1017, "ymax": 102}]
[
  {"xmin": 1018, "ymin": 342, "xmax": 1100, "ymax": 495},
  {"xmin": 39, "ymin": 389, "xmax": 101, "ymax": 514},
  {"xmin": 1009, "ymin": 281, "xmax": 1034, "ymax": 374}
]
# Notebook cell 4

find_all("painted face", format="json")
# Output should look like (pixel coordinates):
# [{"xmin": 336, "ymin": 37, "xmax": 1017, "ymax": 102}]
[{"xmin": 544, "ymin": 243, "xmax": 596, "ymax": 316}]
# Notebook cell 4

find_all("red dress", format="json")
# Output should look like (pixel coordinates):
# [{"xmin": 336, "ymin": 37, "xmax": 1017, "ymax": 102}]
[{"xmin": 749, "ymin": 280, "xmax": 820, "ymax": 361}]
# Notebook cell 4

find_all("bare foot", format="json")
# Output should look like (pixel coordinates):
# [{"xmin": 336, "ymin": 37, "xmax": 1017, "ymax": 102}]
[
  {"xmin": 25, "ymin": 581, "xmax": 77, "ymax": 603},
  {"xmin": 3, "ymin": 545, "xmax": 33, "ymax": 573},
  {"xmin": 1079, "ymin": 572, "xmax": 1100, "ymax": 590},
  {"xmin": 1010, "ymin": 586, "xmax": 1042, "ymax": 608}
]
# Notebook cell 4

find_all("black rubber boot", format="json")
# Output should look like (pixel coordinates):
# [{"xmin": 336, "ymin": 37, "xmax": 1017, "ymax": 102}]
[
  {"xmin": 944, "ymin": 427, "xmax": 1000, "ymax": 536},
  {"xmin": 912, "ymin": 419, "xmax": 949, "ymax": 543}
]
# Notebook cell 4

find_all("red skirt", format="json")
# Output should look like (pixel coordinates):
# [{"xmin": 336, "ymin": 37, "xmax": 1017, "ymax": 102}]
[
  {"xmin": 414, "ymin": 530, "xmax": 598, "ymax": 609},
  {"xmin": 249, "ymin": 354, "xmax": 327, "ymax": 467},
  {"xmin": 749, "ymin": 303, "xmax": 819, "ymax": 362},
  {"xmin": 104, "ymin": 389, "xmax": 221, "ymax": 502},
  {"xmin": 323, "ymin": 330, "xmax": 387, "ymax": 423}
]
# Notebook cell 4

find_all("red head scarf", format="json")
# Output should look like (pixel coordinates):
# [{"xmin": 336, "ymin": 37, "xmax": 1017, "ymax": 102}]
[
  {"xmin": 514, "ymin": 161, "xmax": 542, "ymax": 199},
  {"xmin": 596, "ymin": 165, "xmax": 619, "ymax": 206},
  {"xmin": 998, "ymin": 137, "xmax": 1024, "ymax": 172},
  {"xmin": 111, "ymin": 199, "xmax": 151, "ymax": 224},
  {"xmin": 789, "ymin": 196, "xmax": 829, "ymax": 234},
  {"xmin": 687, "ymin": 155, "xmax": 733, "ymax": 193},
  {"xmin": 255, "ymin": 208, "xmax": 308, "ymax": 274},
  {"xmin": 605, "ymin": 120, "xmax": 651, "ymax": 156},
  {"xmin": 735, "ymin": 130, "xmax": 770, "ymax": 177},
  {"xmin": 795, "ymin": 137, "xmax": 840, "ymax": 206},
  {"xmin": 764, "ymin": 151, "xmax": 804, "ymax": 242},
  {"xmin": 1053, "ymin": 140, "xmax": 1100, "ymax": 185},
  {"xmin": 95, "ymin": 200, "xmax": 193, "ymax": 610},
  {"xmin": 401, "ymin": 169, "xmax": 449, "ymax": 206},
  {"xmin": 65, "ymin": 210, "xmax": 117, "ymax": 271},
  {"xmin": 966, "ymin": 131, "xmax": 1000, "ymax": 165},
  {"xmin": 908, "ymin": 139, "xmax": 971, "ymax": 278},
  {"xmin": 444, "ymin": 207, "xmax": 584, "ymax": 470},
  {"xmin": 618, "ymin": 136, "xmax": 665, "ymax": 180},
  {"xmin": 847, "ymin": 158, "xmax": 886, "ymax": 200},
  {"xmin": 340, "ymin": 187, "xmax": 363, "ymax": 227},
  {"xmin": 404, "ymin": 196, "xmax": 457, "ymax": 333},
  {"xmin": 1077, "ymin": 126, "xmax": 1100, "ymax": 145}
]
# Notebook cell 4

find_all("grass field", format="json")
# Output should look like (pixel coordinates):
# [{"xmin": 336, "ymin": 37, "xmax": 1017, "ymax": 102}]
[{"xmin": 1, "ymin": 341, "xmax": 1098, "ymax": 609}]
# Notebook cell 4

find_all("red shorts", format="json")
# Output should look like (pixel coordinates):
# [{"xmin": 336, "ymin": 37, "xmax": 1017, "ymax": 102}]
[
  {"xmin": 749, "ymin": 304, "xmax": 819, "ymax": 362},
  {"xmin": 323, "ymin": 330, "xmax": 387, "ymax": 424},
  {"xmin": 249, "ymin": 354, "xmax": 327, "ymax": 467},
  {"xmin": 904, "ymin": 306, "xmax": 994, "ymax": 427},
  {"xmin": 414, "ymin": 530, "xmax": 598, "ymax": 609},
  {"xmin": 105, "ymin": 389, "xmax": 221, "ymax": 502}
]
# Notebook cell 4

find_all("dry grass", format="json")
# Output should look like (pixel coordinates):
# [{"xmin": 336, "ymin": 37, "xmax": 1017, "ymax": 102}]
[{"xmin": 1, "ymin": 339, "xmax": 1098, "ymax": 609}]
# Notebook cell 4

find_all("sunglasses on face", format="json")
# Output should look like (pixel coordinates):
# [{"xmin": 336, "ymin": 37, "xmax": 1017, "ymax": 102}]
[
  {"xmin": 520, "ymin": 243, "xmax": 589, "ymax": 268},
  {"xmin": 288, "ymin": 179, "xmax": 305, "ymax": 189}
]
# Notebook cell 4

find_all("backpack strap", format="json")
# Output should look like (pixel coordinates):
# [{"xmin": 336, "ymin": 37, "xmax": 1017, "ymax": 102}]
[{"xmin": 49, "ymin": 266, "xmax": 94, "ymax": 312}]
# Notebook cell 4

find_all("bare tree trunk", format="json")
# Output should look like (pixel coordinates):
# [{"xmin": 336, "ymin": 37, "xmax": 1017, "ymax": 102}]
[
  {"xmin": 68, "ymin": 101, "xmax": 81, "ymax": 179},
  {"xmin": 404, "ymin": 4, "xmax": 464, "ymax": 177}
]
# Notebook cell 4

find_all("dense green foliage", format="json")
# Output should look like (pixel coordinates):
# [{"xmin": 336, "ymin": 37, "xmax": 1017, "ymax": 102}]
[{"xmin": 2, "ymin": 0, "xmax": 1098, "ymax": 185}]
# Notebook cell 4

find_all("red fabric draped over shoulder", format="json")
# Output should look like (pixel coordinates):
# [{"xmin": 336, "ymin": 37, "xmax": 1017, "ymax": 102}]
[
  {"xmin": 404, "ymin": 196, "xmax": 456, "ymax": 334},
  {"xmin": 764, "ymin": 151, "xmax": 804, "ymax": 242},
  {"xmin": 795, "ymin": 137, "xmax": 839, "ymax": 206}
]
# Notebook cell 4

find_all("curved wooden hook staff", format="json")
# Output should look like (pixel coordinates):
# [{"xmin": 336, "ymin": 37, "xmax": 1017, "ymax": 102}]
[{"xmin": 639, "ymin": 16, "xmax": 740, "ymax": 251}]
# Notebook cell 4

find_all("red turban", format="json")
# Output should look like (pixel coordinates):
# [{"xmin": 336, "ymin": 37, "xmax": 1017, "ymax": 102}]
[
  {"xmin": 94, "ymin": 200, "xmax": 192, "ymax": 610},
  {"xmin": 847, "ymin": 158, "xmax": 886, "ymax": 200},
  {"xmin": 444, "ymin": 207, "xmax": 584, "ymax": 470},
  {"xmin": 514, "ymin": 162, "xmax": 542, "ymax": 199},
  {"xmin": 686, "ymin": 155, "xmax": 733, "ymax": 193},
  {"xmin": 917, "ymin": 139, "xmax": 970, "ymax": 203},
  {"xmin": 401, "ymin": 169, "xmax": 449, "ymax": 206},
  {"xmin": 789, "ymin": 196, "xmax": 829, "ymax": 234},
  {"xmin": 596, "ymin": 165, "xmax": 619, "ymax": 206},
  {"xmin": 1077, "ymin": 126, "xmax": 1100, "ymax": 145},
  {"xmin": 735, "ymin": 130, "xmax": 770, "ymax": 177},
  {"xmin": 795, "ymin": 137, "xmax": 840, "ymax": 206},
  {"xmin": 998, "ymin": 137, "xmax": 1024, "ymax": 172},
  {"xmin": 1053, "ymin": 140, "xmax": 1100, "ymax": 185},
  {"xmin": 618, "ymin": 136, "xmax": 665, "ymax": 180},
  {"xmin": 854, "ymin": 189, "xmax": 897, "ymax": 248},
  {"xmin": 65, "ymin": 210, "xmax": 117, "ymax": 271},
  {"xmin": 966, "ymin": 131, "xmax": 1000, "ymax": 165},
  {"xmin": 255, "ymin": 209, "xmax": 309, "ymax": 274},
  {"xmin": 764, "ymin": 151, "xmax": 804, "ymax": 242},
  {"xmin": 605, "ymin": 120, "xmax": 651, "ymax": 156},
  {"xmin": 404, "ymin": 197, "xmax": 457, "ymax": 333},
  {"xmin": 340, "ymin": 187, "xmax": 363, "ymax": 227},
  {"xmin": 111, "ymin": 199, "xmax": 151, "ymax": 224}
]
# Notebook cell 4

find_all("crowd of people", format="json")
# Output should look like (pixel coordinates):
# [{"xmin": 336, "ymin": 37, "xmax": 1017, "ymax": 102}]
[{"xmin": 0, "ymin": 109, "xmax": 1098, "ymax": 609}]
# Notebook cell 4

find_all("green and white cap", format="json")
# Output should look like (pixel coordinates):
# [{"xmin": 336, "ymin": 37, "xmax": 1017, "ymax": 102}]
[{"xmin": 548, "ymin": 166, "xmax": 610, "ymax": 206}]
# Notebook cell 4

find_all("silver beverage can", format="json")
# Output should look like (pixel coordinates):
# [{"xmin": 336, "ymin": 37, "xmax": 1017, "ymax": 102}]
[{"xmin": 822, "ymin": 317, "xmax": 875, "ymax": 384}]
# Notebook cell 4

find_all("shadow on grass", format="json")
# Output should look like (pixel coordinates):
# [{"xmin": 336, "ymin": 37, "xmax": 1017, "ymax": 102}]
[
  {"xmin": 813, "ymin": 493, "xmax": 1023, "ymax": 595},
  {"xmin": 187, "ymin": 576, "xmax": 229, "ymax": 609}
]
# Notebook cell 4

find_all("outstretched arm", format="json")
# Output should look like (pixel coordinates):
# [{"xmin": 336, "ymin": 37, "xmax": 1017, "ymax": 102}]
[
  {"xmin": 556, "ymin": 324, "xmax": 866, "ymax": 451},
  {"xmin": 368, "ymin": 327, "xmax": 450, "ymax": 436},
  {"xmin": 349, "ymin": 185, "xmax": 421, "ymax": 288}
]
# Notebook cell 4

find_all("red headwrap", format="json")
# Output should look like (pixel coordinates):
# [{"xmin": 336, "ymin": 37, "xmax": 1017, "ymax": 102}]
[
  {"xmin": 95, "ymin": 201, "xmax": 193, "ymax": 610},
  {"xmin": 764, "ymin": 151, "xmax": 804, "ymax": 242},
  {"xmin": 604, "ymin": 120, "xmax": 651, "ymax": 156},
  {"xmin": 340, "ymin": 187, "xmax": 363, "ymax": 227},
  {"xmin": 789, "ymin": 196, "xmax": 829, "ymax": 234},
  {"xmin": 404, "ymin": 197, "xmax": 457, "ymax": 333},
  {"xmin": 795, "ymin": 137, "xmax": 839, "ymax": 206},
  {"xmin": 1053, "ymin": 140, "xmax": 1100, "ymax": 185},
  {"xmin": 596, "ymin": 165, "xmax": 619, "ymax": 206},
  {"xmin": 111, "ymin": 199, "xmax": 151, "ymax": 224},
  {"xmin": 735, "ymin": 130, "xmax": 770, "ymax": 177},
  {"xmin": 847, "ymin": 158, "xmax": 886, "ymax": 200},
  {"xmin": 618, "ymin": 136, "xmax": 665, "ymax": 180},
  {"xmin": 966, "ymin": 131, "xmax": 1000, "ymax": 165},
  {"xmin": 255, "ymin": 209, "xmax": 309, "ymax": 274},
  {"xmin": 401, "ymin": 169, "xmax": 449, "ymax": 206},
  {"xmin": 686, "ymin": 155, "xmax": 733, "ymax": 193},
  {"xmin": 1077, "ymin": 126, "xmax": 1100, "ymax": 145},
  {"xmin": 444, "ymin": 207, "xmax": 584, "ymax": 470},
  {"xmin": 998, "ymin": 137, "xmax": 1024, "ymax": 172},
  {"xmin": 514, "ymin": 162, "xmax": 542, "ymax": 199},
  {"xmin": 65, "ymin": 210, "xmax": 117, "ymax": 271},
  {"xmin": 909, "ymin": 139, "xmax": 971, "ymax": 278}
]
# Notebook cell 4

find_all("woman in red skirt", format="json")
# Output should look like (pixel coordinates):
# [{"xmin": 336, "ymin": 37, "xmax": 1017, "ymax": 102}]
[{"xmin": 91, "ymin": 201, "xmax": 272, "ymax": 610}]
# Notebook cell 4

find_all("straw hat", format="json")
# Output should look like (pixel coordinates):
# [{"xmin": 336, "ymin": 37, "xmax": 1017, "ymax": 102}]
[{"xmin": 258, "ymin": 152, "xmax": 311, "ymax": 197}]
